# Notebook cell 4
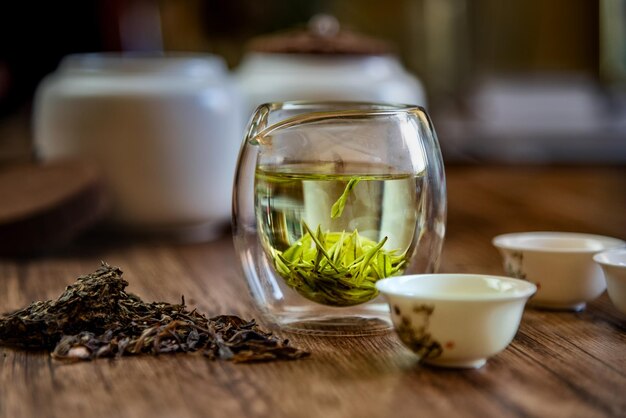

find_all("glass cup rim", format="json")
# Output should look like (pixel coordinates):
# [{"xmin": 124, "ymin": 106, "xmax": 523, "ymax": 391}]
[
  {"xmin": 265, "ymin": 100, "xmax": 423, "ymax": 113},
  {"xmin": 247, "ymin": 101, "xmax": 427, "ymax": 144}
]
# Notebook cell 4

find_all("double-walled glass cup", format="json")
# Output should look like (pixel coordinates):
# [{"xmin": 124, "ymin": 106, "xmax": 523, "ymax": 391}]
[{"xmin": 233, "ymin": 102, "xmax": 446, "ymax": 335}]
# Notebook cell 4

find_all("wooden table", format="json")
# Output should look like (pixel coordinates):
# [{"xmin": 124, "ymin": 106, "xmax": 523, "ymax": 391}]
[{"xmin": 1, "ymin": 165, "xmax": 625, "ymax": 418}]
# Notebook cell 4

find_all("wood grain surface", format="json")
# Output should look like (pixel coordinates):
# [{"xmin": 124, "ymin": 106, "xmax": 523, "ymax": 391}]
[
  {"xmin": 0, "ymin": 161, "xmax": 108, "ymax": 256},
  {"xmin": 1, "ymin": 166, "xmax": 625, "ymax": 418}
]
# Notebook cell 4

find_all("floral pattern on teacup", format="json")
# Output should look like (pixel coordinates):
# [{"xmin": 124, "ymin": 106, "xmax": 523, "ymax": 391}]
[
  {"xmin": 392, "ymin": 304, "xmax": 442, "ymax": 360},
  {"xmin": 504, "ymin": 251, "xmax": 526, "ymax": 280}
]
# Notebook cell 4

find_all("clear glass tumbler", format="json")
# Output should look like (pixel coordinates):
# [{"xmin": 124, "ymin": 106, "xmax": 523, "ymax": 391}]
[{"xmin": 233, "ymin": 102, "xmax": 446, "ymax": 335}]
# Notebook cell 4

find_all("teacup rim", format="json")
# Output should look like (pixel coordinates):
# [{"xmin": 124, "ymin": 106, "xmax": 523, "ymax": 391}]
[
  {"xmin": 376, "ymin": 274, "xmax": 537, "ymax": 302},
  {"xmin": 593, "ymin": 248, "xmax": 626, "ymax": 267},
  {"xmin": 492, "ymin": 231, "xmax": 626, "ymax": 254}
]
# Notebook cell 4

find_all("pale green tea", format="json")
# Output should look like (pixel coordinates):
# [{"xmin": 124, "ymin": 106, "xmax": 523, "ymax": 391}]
[{"xmin": 255, "ymin": 163, "xmax": 424, "ymax": 306}]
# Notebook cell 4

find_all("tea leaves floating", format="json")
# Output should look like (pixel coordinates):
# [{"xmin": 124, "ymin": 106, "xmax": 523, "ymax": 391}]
[
  {"xmin": 330, "ymin": 178, "xmax": 360, "ymax": 219},
  {"xmin": 0, "ymin": 263, "xmax": 309, "ymax": 363},
  {"xmin": 272, "ymin": 223, "xmax": 407, "ymax": 306},
  {"xmin": 257, "ymin": 167, "xmax": 418, "ymax": 307},
  {"xmin": 270, "ymin": 176, "xmax": 408, "ymax": 306}
]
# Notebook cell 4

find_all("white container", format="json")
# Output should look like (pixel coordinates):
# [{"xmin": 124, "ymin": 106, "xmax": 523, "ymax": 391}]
[
  {"xmin": 235, "ymin": 15, "xmax": 426, "ymax": 117},
  {"xmin": 493, "ymin": 232, "xmax": 626, "ymax": 311},
  {"xmin": 236, "ymin": 53, "xmax": 426, "ymax": 117},
  {"xmin": 594, "ymin": 249, "xmax": 626, "ymax": 315},
  {"xmin": 376, "ymin": 274, "xmax": 536, "ymax": 369},
  {"xmin": 34, "ymin": 53, "xmax": 243, "ymax": 238}
]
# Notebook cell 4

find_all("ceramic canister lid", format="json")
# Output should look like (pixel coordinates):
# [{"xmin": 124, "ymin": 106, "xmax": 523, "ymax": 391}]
[{"xmin": 246, "ymin": 14, "xmax": 393, "ymax": 56}]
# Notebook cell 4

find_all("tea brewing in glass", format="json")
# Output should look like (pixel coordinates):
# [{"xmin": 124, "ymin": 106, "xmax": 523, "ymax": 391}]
[{"xmin": 233, "ymin": 102, "xmax": 446, "ymax": 335}]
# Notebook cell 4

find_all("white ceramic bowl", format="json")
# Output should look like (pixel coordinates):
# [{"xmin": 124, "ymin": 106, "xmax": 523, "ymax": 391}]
[
  {"xmin": 493, "ymin": 232, "xmax": 625, "ymax": 311},
  {"xmin": 594, "ymin": 249, "xmax": 626, "ymax": 315},
  {"xmin": 376, "ymin": 274, "xmax": 536, "ymax": 369}
]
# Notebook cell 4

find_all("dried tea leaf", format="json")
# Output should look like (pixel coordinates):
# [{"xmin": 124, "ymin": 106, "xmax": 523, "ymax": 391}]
[
  {"xmin": 0, "ymin": 264, "xmax": 129, "ymax": 349},
  {"xmin": 0, "ymin": 263, "xmax": 309, "ymax": 363}
]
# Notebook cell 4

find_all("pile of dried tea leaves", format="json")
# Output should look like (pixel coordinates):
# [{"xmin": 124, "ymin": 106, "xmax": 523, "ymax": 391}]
[{"xmin": 0, "ymin": 263, "xmax": 309, "ymax": 363}]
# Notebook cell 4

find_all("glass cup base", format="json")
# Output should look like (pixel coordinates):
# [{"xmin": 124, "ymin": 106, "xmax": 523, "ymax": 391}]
[{"xmin": 266, "ymin": 302, "xmax": 393, "ymax": 336}]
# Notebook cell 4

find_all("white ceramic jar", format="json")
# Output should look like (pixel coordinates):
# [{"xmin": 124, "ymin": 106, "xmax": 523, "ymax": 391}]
[
  {"xmin": 34, "ymin": 53, "xmax": 243, "ymax": 238},
  {"xmin": 235, "ymin": 15, "xmax": 426, "ymax": 116},
  {"xmin": 236, "ymin": 53, "xmax": 426, "ymax": 117}
]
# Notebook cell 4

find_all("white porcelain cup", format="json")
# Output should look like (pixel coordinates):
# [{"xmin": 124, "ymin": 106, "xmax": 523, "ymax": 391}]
[
  {"xmin": 493, "ymin": 232, "xmax": 626, "ymax": 311},
  {"xmin": 34, "ymin": 53, "xmax": 244, "ymax": 239},
  {"xmin": 594, "ymin": 249, "xmax": 626, "ymax": 314},
  {"xmin": 376, "ymin": 274, "xmax": 536, "ymax": 369}
]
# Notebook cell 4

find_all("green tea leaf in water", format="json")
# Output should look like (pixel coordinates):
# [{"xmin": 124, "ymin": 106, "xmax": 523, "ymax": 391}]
[
  {"xmin": 0, "ymin": 263, "xmax": 309, "ymax": 362},
  {"xmin": 256, "ymin": 165, "xmax": 420, "ymax": 307},
  {"xmin": 271, "ymin": 223, "xmax": 407, "ymax": 306},
  {"xmin": 331, "ymin": 178, "xmax": 360, "ymax": 219}
]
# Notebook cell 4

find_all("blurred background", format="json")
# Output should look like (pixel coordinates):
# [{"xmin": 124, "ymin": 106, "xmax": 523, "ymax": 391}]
[{"xmin": 1, "ymin": 0, "xmax": 625, "ymax": 164}]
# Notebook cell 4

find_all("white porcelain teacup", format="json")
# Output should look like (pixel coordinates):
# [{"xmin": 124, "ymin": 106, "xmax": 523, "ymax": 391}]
[
  {"xmin": 594, "ymin": 249, "xmax": 626, "ymax": 315},
  {"xmin": 376, "ymin": 274, "xmax": 536, "ymax": 369},
  {"xmin": 493, "ymin": 232, "xmax": 626, "ymax": 311}
]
